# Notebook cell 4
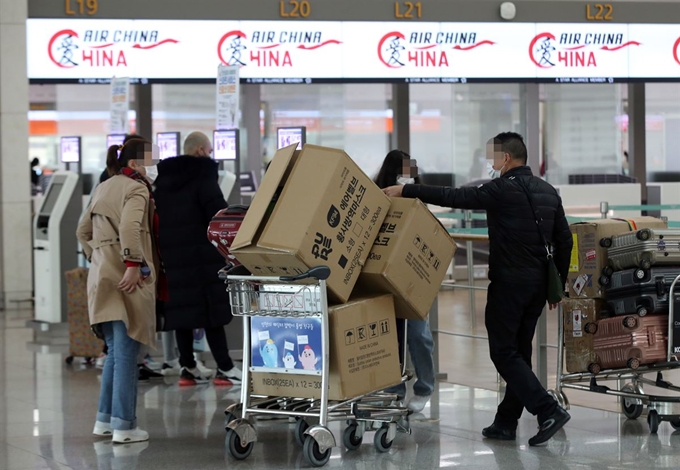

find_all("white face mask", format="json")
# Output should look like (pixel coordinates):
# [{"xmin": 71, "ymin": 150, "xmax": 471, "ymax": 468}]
[
  {"xmin": 144, "ymin": 165, "xmax": 159, "ymax": 184},
  {"xmin": 397, "ymin": 177, "xmax": 415, "ymax": 185},
  {"xmin": 487, "ymin": 161, "xmax": 502, "ymax": 179}
]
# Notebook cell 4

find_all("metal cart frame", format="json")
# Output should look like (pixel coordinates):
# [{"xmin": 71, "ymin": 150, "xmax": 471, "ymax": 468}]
[
  {"xmin": 549, "ymin": 274, "xmax": 680, "ymax": 434},
  {"xmin": 222, "ymin": 266, "xmax": 411, "ymax": 467}
]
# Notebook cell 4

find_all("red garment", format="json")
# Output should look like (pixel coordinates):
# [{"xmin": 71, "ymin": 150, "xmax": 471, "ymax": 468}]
[{"xmin": 119, "ymin": 167, "xmax": 169, "ymax": 301}]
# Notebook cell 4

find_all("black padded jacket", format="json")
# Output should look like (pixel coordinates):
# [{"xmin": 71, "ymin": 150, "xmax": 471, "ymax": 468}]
[{"xmin": 402, "ymin": 166, "xmax": 573, "ymax": 286}]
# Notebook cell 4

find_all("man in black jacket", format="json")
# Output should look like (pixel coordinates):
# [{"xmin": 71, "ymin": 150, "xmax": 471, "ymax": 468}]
[
  {"xmin": 384, "ymin": 132, "xmax": 573, "ymax": 446},
  {"xmin": 154, "ymin": 131, "xmax": 241, "ymax": 387}
]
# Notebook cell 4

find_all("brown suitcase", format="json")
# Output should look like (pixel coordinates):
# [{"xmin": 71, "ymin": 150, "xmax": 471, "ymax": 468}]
[
  {"xmin": 589, "ymin": 314, "xmax": 668, "ymax": 374},
  {"xmin": 65, "ymin": 267, "xmax": 103, "ymax": 364}
]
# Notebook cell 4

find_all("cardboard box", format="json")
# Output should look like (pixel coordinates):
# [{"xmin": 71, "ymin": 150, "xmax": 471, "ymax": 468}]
[
  {"xmin": 358, "ymin": 198, "xmax": 457, "ymax": 320},
  {"xmin": 568, "ymin": 217, "xmax": 667, "ymax": 298},
  {"xmin": 250, "ymin": 294, "xmax": 402, "ymax": 401},
  {"xmin": 231, "ymin": 144, "xmax": 391, "ymax": 303},
  {"xmin": 563, "ymin": 298, "xmax": 606, "ymax": 373}
]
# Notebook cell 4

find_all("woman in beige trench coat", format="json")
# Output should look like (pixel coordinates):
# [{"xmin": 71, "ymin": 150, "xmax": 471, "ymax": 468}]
[{"xmin": 76, "ymin": 138, "xmax": 161, "ymax": 444}]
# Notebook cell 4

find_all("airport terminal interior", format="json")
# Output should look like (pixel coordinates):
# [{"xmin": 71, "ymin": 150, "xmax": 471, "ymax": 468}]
[{"xmin": 5, "ymin": 0, "xmax": 680, "ymax": 468}]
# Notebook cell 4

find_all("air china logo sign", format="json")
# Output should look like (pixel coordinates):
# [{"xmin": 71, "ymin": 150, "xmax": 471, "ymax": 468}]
[
  {"xmin": 529, "ymin": 31, "xmax": 639, "ymax": 69},
  {"xmin": 377, "ymin": 30, "xmax": 494, "ymax": 68},
  {"xmin": 674, "ymin": 37, "xmax": 680, "ymax": 65},
  {"xmin": 47, "ymin": 28, "xmax": 178, "ymax": 68},
  {"xmin": 217, "ymin": 29, "xmax": 341, "ymax": 68}
]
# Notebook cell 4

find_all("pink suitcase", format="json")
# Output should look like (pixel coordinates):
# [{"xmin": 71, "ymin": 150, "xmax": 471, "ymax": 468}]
[{"xmin": 589, "ymin": 314, "xmax": 668, "ymax": 373}]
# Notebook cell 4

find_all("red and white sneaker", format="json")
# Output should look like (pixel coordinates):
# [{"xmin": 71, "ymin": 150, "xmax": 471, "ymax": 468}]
[
  {"xmin": 214, "ymin": 367, "xmax": 242, "ymax": 386},
  {"xmin": 179, "ymin": 367, "xmax": 211, "ymax": 386}
]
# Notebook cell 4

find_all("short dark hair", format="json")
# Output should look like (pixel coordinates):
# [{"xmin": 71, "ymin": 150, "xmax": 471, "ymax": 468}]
[{"xmin": 489, "ymin": 132, "xmax": 528, "ymax": 165}]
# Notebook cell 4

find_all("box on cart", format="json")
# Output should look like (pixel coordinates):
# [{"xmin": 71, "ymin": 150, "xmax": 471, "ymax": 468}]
[
  {"xmin": 357, "ymin": 198, "xmax": 457, "ymax": 320},
  {"xmin": 562, "ymin": 298, "xmax": 607, "ymax": 373},
  {"xmin": 568, "ymin": 217, "xmax": 667, "ymax": 299},
  {"xmin": 249, "ymin": 294, "xmax": 402, "ymax": 401},
  {"xmin": 231, "ymin": 144, "xmax": 391, "ymax": 304}
]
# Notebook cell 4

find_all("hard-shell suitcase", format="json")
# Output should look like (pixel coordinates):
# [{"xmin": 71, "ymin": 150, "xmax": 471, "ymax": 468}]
[
  {"xmin": 65, "ymin": 267, "xmax": 103, "ymax": 364},
  {"xmin": 605, "ymin": 267, "xmax": 680, "ymax": 317},
  {"xmin": 605, "ymin": 228, "xmax": 680, "ymax": 272},
  {"xmin": 207, "ymin": 205, "xmax": 249, "ymax": 270},
  {"xmin": 588, "ymin": 314, "xmax": 668, "ymax": 374}
]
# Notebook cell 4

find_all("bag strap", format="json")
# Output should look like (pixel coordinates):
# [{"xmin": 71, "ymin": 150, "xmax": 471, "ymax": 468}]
[{"xmin": 515, "ymin": 177, "xmax": 552, "ymax": 260}]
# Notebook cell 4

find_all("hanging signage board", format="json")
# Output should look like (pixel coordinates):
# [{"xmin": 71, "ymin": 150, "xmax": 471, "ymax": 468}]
[
  {"xmin": 216, "ymin": 64, "xmax": 240, "ymax": 130},
  {"xmin": 109, "ymin": 76, "xmax": 129, "ymax": 133},
  {"xmin": 26, "ymin": 19, "xmax": 680, "ymax": 83}
]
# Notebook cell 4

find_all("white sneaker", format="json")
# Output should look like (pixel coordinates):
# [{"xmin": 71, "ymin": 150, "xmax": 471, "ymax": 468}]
[
  {"xmin": 214, "ymin": 366, "xmax": 242, "ymax": 386},
  {"xmin": 179, "ymin": 367, "xmax": 211, "ymax": 386},
  {"xmin": 406, "ymin": 395, "xmax": 431, "ymax": 413},
  {"xmin": 143, "ymin": 354, "xmax": 162, "ymax": 371},
  {"xmin": 95, "ymin": 354, "xmax": 107, "ymax": 370},
  {"xmin": 112, "ymin": 428, "xmax": 149, "ymax": 444},
  {"xmin": 161, "ymin": 360, "xmax": 181, "ymax": 376},
  {"xmin": 194, "ymin": 356, "xmax": 214, "ymax": 377},
  {"xmin": 93, "ymin": 421, "xmax": 112, "ymax": 437}
]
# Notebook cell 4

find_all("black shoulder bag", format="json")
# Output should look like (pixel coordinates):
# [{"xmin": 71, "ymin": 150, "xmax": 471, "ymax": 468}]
[{"xmin": 518, "ymin": 180, "xmax": 564, "ymax": 304}]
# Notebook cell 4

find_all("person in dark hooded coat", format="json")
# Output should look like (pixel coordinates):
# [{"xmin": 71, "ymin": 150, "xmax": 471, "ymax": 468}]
[{"xmin": 153, "ymin": 131, "xmax": 241, "ymax": 387}]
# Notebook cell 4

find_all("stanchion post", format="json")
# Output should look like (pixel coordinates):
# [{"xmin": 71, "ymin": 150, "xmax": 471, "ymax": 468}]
[
  {"xmin": 429, "ymin": 296, "xmax": 448, "ymax": 380},
  {"xmin": 600, "ymin": 201, "xmax": 609, "ymax": 219},
  {"xmin": 464, "ymin": 210, "xmax": 476, "ymax": 332},
  {"xmin": 537, "ymin": 306, "xmax": 548, "ymax": 388}
]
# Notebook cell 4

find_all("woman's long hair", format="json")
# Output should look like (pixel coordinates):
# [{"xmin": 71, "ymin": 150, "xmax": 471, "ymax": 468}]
[
  {"xmin": 106, "ymin": 138, "xmax": 151, "ymax": 177},
  {"xmin": 374, "ymin": 149, "xmax": 420, "ymax": 190}
]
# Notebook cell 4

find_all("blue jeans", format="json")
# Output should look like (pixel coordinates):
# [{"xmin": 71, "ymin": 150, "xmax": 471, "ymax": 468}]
[
  {"xmin": 97, "ymin": 321, "xmax": 141, "ymax": 430},
  {"xmin": 388, "ymin": 319, "xmax": 436, "ymax": 398}
]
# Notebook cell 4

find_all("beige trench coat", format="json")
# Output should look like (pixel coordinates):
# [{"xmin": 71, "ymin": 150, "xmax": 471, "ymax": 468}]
[{"xmin": 76, "ymin": 175, "xmax": 157, "ymax": 347}]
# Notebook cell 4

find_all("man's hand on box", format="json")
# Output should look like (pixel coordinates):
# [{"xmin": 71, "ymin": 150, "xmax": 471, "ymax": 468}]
[{"xmin": 383, "ymin": 186, "xmax": 404, "ymax": 198}]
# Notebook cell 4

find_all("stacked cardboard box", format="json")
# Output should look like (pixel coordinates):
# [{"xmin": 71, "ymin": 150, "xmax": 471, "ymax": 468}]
[
  {"xmin": 231, "ymin": 144, "xmax": 455, "ymax": 399},
  {"xmin": 564, "ymin": 218, "xmax": 667, "ymax": 373}
]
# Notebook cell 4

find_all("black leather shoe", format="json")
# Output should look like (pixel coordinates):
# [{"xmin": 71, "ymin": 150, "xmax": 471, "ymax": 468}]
[
  {"xmin": 529, "ymin": 407, "xmax": 571, "ymax": 447},
  {"xmin": 482, "ymin": 424, "xmax": 516, "ymax": 441}
]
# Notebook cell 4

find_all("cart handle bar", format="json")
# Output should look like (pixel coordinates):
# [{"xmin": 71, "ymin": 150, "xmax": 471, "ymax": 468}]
[{"xmin": 226, "ymin": 265, "xmax": 331, "ymax": 283}]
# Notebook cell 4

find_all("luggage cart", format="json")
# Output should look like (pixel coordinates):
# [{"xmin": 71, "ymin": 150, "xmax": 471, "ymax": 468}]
[
  {"xmin": 549, "ymin": 273, "xmax": 680, "ymax": 434},
  {"xmin": 222, "ymin": 266, "xmax": 411, "ymax": 467}
]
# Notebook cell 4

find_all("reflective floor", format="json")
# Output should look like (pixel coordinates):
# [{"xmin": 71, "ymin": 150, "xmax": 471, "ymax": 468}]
[{"xmin": 3, "ymin": 308, "xmax": 680, "ymax": 470}]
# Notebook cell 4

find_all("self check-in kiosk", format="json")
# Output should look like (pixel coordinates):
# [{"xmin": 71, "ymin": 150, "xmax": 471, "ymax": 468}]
[
  {"xmin": 214, "ymin": 129, "xmax": 241, "ymax": 205},
  {"xmin": 34, "ymin": 172, "xmax": 82, "ymax": 323}
]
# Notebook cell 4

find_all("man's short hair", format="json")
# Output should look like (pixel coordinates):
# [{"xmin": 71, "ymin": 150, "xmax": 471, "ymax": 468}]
[
  {"xmin": 489, "ymin": 132, "xmax": 528, "ymax": 165},
  {"xmin": 183, "ymin": 131, "xmax": 210, "ymax": 156}
]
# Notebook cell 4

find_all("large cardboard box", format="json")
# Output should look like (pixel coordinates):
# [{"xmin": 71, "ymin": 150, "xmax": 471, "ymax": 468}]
[
  {"xmin": 232, "ymin": 144, "xmax": 391, "ymax": 303},
  {"xmin": 358, "ymin": 198, "xmax": 457, "ymax": 320},
  {"xmin": 563, "ymin": 298, "xmax": 607, "ymax": 373},
  {"xmin": 250, "ymin": 294, "xmax": 402, "ymax": 401},
  {"xmin": 568, "ymin": 217, "xmax": 667, "ymax": 299}
]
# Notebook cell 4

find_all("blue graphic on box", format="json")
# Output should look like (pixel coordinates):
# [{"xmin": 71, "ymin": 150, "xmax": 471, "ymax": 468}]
[{"xmin": 251, "ymin": 316, "xmax": 322, "ymax": 373}]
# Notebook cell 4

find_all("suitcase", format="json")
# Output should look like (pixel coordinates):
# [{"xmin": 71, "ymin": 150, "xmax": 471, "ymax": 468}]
[
  {"xmin": 207, "ymin": 205, "xmax": 249, "ymax": 270},
  {"xmin": 605, "ymin": 267, "xmax": 680, "ymax": 317},
  {"xmin": 588, "ymin": 314, "xmax": 668, "ymax": 374},
  {"xmin": 65, "ymin": 267, "xmax": 103, "ymax": 364},
  {"xmin": 605, "ymin": 229, "xmax": 680, "ymax": 272}
]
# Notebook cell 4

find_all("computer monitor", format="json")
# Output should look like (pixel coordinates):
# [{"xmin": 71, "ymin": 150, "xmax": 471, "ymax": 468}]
[
  {"xmin": 60, "ymin": 136, "xmax": 81, "ymax": 163},
  {"xmin": 213, "ymin": 129, "xmax": 239, "ymax": 161},
  {"xmin": 240, "ymin": 172, "xmax": 258, "ymax": 193},
  {"xmin": 277, "ymin": 126, "xmax": 306, "ymax": 150},
  {"xmin": 157, "ymin": 132, "xmax": 180, "ymax": 160},
  {"xmin": 106, "ymin": 134, "xmax": 126, "ymax": 149}
]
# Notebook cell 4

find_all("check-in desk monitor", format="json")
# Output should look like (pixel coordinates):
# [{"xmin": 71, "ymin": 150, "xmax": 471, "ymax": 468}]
[
  {"xmin": 157, "ymin": 132, "xmax": 180, "ymax": 160},
  {"xmin": 277, "ymin": 126, "xmax": 306, "ymax": 150},
  {"xmin": 34, "ymin": 171, "xmax": 82, "ymax": 323},
  {"xmin": 107, "ymin": 134, "xmax": 126, "ymax": 149}
]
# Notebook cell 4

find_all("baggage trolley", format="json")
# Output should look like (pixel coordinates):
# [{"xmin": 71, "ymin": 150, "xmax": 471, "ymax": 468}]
[
  {"xmin": 222, "ymin": 266, "xmax": 411, "ymax": 467},
  {"xmin": 549, "ymin": 274, "xmax": 680, "ymax": 434}
]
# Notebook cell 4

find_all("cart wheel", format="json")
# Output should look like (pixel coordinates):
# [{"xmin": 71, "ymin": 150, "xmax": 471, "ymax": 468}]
[
  {"xmin": 637, "ymin": 229, "xmax": 651, "ymax": 241},
  {"xmin": 640, "ymin": 259, "xmax": 652, "ymax": 270},
  {"xmin": 588, "ymin": 363, "xmax": 602, "ymax": 375},
  {"xmin": 342, "ymin": 424, "xmax": 363, "ymax": 451},
  {"xmin": 622, "ymin": 398, "xmax": 644, "ymax": 420},
  {"xmin": 600, "ymin": 237, "xmax": 613, "ymax": 248},
  {"xmin": 65, "ymin": 356, "xmax": 74, "ymax": 365},
  {"xmin": 303, "ymin": 435, "xmax": 332, "ymax": 467},
  {"xmin": 648, "ymin": 410, "xmax": 660, "ymax": 434},
  {"xmin": 623, "ymin": 316, "xmax": 638, "ymax": 329},
  {"xmin": 373, "ymin": 426, "xmax": 393, "ymax": 453},
  {"xmin": 636, "ymin": 306, "xmax": 649, "ymax": 317},
  {"xmin": 602, "ymin": 265, "xmax": 614, "ymax": 278},
  {"xmin": 226, "ymin": 429, "xmax": 254, "ymax": 460},
  {"xmin": 585, "ymin": 322, "xmax": 598, "ymax": 335},
  {"xmin": 670, "ymin": 418, "xmax": 680, "ymax": 430},
  {"xmin": 634, "ymin": 269, "xmax": 646, "ymax": 280},
  {"xmin": 627, "ymin": 358, "xmax": 641, "ymax": 370},
  {"xmin": 599, "ymin": 275, "xmax": 611, "ymax": 287},
  {"xmin": 294, "ymin": 418, "xmax": 309, "ymax": 447}
]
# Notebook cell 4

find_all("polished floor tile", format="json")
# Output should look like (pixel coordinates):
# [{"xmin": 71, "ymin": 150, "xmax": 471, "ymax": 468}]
[{"xmin": 3, "ymin": 305, "xmax": 680, "ymax": 469}]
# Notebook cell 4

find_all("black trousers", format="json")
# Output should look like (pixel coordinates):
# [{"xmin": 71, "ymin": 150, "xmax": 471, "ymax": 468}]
[
  {"xmin": 485, "ymin": 281, "xmax": 557, "ymax": 430},
  {"xmin": 175, "ymin": 327, "xmax": 234, "ymax": 372}
]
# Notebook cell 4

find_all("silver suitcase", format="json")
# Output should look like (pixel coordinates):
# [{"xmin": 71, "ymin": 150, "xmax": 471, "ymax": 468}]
[{"xmin": 605, "ymin": 229, "xmax": 680, "ymax": 271}]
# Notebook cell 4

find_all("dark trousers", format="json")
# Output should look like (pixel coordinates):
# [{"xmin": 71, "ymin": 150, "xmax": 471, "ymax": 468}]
[
  {"xmin": 175, "ymin": 327, "xmax": 234, "ymax": 372},
  {"xmin": 485, "ymin": 281, "xmax": 557, "ymax": 430}
]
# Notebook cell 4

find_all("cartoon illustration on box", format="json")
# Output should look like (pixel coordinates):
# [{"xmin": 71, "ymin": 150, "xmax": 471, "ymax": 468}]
[
  {"xmin": 283, "ymin": 352, "xmax": 297, "ymax": 369},
  {"xmin": 260, "ymin": 339, "xmax": 279, "ymax": 368},
  {"xmin": 298, "ymin": 332, "xmax": 320, "ymax": 371}
]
